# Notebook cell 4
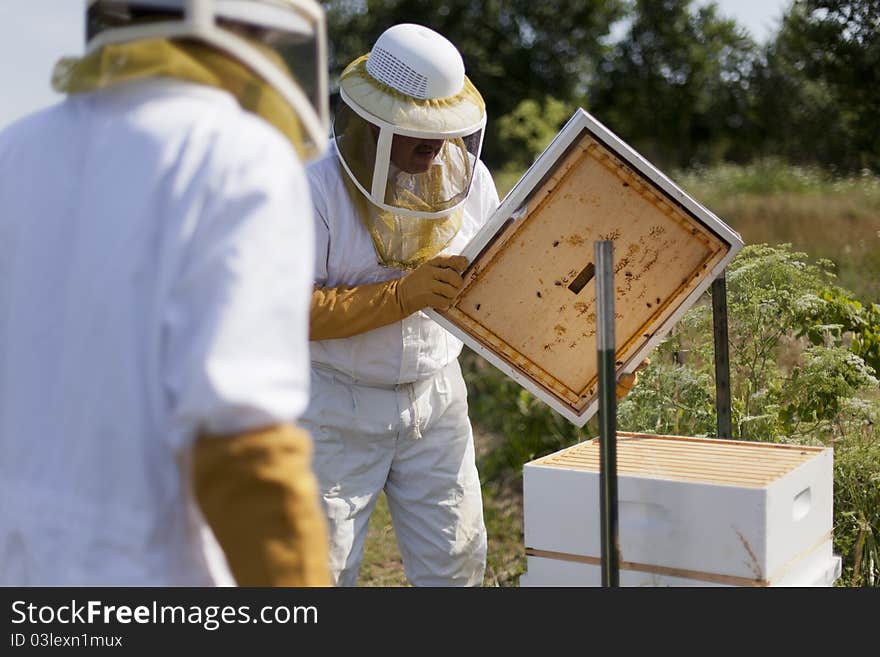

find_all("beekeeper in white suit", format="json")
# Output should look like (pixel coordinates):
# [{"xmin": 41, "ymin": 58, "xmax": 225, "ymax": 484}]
[
  {"xmin": 305, "ymin": 23, "xmax": 644, "ymax": 587},
  {"xmin": 0, "ymin": 0, "xmax": 331, "ymax": 586},
  {"xmin": 304, "ymin": 23, "xmax": 496, "ymax": 587}
]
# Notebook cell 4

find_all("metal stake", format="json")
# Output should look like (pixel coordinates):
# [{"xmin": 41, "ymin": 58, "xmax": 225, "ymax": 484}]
[
  {"xmin": 595, "ymin": 240, "xmax": 619, "ymax": 587},
  {"xmin": 712, "ymin": 273, "xmax": 732, "ymax": 439}
]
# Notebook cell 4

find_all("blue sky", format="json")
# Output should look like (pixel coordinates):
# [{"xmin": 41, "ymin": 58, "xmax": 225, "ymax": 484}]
[{"xmin": 0, "ymin": 0, "xmax": 792, "ymax": 132}]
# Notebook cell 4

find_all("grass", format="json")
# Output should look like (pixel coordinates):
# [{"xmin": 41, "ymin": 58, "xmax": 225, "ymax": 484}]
[
  {"xmin": 358, "ymin": 494, "xmax": 408, "ymax": 587},
  {"xmin": 673, "ymin": 162, "xmax": 880, "ymax": 302},
  {"xmin": 833, "ymin": 420, "xmax": 880, "ymax": 587}
]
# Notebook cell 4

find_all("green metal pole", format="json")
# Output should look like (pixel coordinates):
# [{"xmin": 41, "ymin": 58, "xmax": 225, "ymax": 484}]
[
  {"xmin": 712, "ymin": 273, "xmax": 733, "ymax": 439},
  {"xmin": 595, "ymin": 240, "xmax": 619, "ymax": 587}
]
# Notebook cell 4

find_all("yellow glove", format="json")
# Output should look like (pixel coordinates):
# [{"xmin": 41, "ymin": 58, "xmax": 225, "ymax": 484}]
[
  {"xmin": 193, "ymin": 424, "xmax": 331, "ymax": 587},
  {"xmin": 616, "ymin": 358, "xmax": 651, "ymax": 400},
  {"xmin": 310, "ymin": 255, "xmax": 469, "ymax": 341},
  {"xmin": 395, "ymin": 254, "xmax": 469, "ymax": 316}
]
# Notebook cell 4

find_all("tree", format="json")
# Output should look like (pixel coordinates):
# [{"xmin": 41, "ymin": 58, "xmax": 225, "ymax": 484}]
[
  {"xmin": 321, "ymin": 0, "xmax": 625, "ymax": 170},
  {"xmin": 589, "ymin": 0, "xmax": 759, "ymax": 170},
  {"xmin": 493, "ymin": 95, "xmax": 573, "ymax": 177},
  {"xmin": 751, "ymin": 0, "xmax": 880, "ymax": 172}
]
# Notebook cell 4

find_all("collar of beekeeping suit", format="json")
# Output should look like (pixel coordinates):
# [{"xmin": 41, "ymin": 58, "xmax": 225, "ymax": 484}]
[
  {"xmin": 53, "ymin": 0, "xmax": 329, "ymax": 161},
  {"xmin": 53, "ymin": 38, "xmax": 310, "ymax": 158}
]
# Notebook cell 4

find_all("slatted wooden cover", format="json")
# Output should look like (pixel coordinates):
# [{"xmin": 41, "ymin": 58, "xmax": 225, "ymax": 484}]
[
  {"xmin": 532, "ymin": 432, "xmax": 826, "ymax": 488},
  {"xmin": 440, "ymin": 127, "xmax": 733, "ymax": 417}
]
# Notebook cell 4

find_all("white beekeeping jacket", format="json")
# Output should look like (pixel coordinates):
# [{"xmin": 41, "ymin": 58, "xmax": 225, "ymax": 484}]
[
  {"xmin": 0, "ymin": 79, "xmax": 314, "ymax": 586},
  {"xmin": 306, "ymin": 144, "xmax": 500, "ymax": 386}
]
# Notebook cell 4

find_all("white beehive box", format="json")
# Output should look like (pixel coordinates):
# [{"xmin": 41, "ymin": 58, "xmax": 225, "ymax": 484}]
[
  {"xmin": 519, "ymin": 540, "xmax": 842, "ymax": 587},
  {"xmin": 522, "ymin": 432, "xmax": 836, "ymax": 586}
]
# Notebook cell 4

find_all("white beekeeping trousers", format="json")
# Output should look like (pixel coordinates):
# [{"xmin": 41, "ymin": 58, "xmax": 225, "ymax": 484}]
[{"xmin": 301, "ymin": 359, "xmax": 487, "ymax": 586}]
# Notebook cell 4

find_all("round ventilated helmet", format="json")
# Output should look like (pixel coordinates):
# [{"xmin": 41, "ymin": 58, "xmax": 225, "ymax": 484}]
[
  {"xmin": 333, "ymin": 23, "xmax": 487, "ymax": 219},
  {"xmin": 86, "ymin": 0, "xmax": 328, "ymax": 158}
]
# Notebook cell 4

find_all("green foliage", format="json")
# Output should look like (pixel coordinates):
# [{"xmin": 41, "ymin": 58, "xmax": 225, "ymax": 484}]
[
  {"xmin": 462, "ymin": 352, "xmax": 588, "ymax": 482},
  {"xmin": 799, "ymin": 290, "xmax": 880, "ymax": 375},
  {"xmin": 833, "ymin": 430, "xmax": 880, "ymax": 587},
  {"xmin": 723, "ymin": 245, "xmax": 837, "ymax": 437},
  {"xmin": 780, "ymin": 347, "xmax": 878, "ymax": 435},
  {"xmin": 644, "ymin": 244, "xmax": 878, "ymax": 443},
  {"xmin": 494, "ymin": 96, "xmax": 573, "ymax": 175},
  {"xmin": 751, "ymin": 0, "xmax": 880, "ymax": 172},
  {"xmin": 675, "ymin": 159, "xmax": 838, "ymax": 197},
  {"xmin": 589, "ymin": 0, "xmax": 758, "ymax": 169},
  {"xmin": 616, "ymin": 359, "xmax": 716, "ymax": 437}
]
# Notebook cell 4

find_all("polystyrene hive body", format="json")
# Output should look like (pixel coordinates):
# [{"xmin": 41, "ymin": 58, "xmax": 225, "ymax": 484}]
[{"xmin": 521, "ymin": 432, "xmax": 837, "ymax": 587}]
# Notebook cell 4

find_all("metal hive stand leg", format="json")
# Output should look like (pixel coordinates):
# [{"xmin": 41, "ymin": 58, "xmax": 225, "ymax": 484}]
[
  {"xmin": 595, "ymin": 240, "xmax": 619, "ymax": 587},
  {"xmin": 712, "ymin": 273, "xmax": 732, "ymax": 439}
]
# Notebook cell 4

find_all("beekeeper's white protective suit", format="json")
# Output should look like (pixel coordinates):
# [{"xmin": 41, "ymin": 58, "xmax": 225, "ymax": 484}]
[
  {"xmin": 0, "ymin": 0, "xmax": 331, "ymax": 586},
  {"xmin": 304, "ymin": 23, "xmax": 500, "ymax": 586}
]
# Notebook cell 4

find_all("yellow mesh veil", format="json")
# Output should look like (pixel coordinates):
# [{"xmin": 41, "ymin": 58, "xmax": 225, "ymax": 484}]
[
  {"xmin": 52, "ymin": 38, "xmax": 308, "ymax": 158},
  {"xmin": 335, "ymin": 110, "xmax": 473, "ymax": 270},
  {"xmin": 341, "ymin": 169, "xmax": 464, "ymax": 271}
]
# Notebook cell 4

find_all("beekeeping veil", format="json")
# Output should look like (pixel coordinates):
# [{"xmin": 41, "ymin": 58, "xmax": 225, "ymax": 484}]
[
  {"xmin": 60, "ymin": 0, "xmax": 329, "ymax": 160},
  {"xmin": 334, "ymin": 23, "xmax": 486, "ymax": 269}
]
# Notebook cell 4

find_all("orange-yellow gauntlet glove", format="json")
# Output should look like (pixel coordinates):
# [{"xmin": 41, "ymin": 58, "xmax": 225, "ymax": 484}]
[
  {"xmin": 616, "ymin": 358, "xmax": 651, "ymax": 399},
  {"xmin": 310, "ymin": 255, "xmax": 469, "ymax": 341},
  {"xmin": 193, "ymin": 424, "xmax": 331, "ymax": 587}
]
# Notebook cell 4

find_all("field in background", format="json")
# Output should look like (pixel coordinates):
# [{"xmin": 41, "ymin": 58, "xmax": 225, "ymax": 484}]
[
  {"xmin": 675, "ymin": 162, "xmax": 880, "ymax": 303},
  {"xmin": 358, "ymin": 163, "xmax": 880, "ymax": 586}
]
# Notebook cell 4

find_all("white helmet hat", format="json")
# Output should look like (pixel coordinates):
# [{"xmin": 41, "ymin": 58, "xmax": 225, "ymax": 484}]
[
  {"xmin": 86, "ymin": 0, "xmax": 328, "ymax": 159},
  {"xmin": 334, "ymin": 23, "xmax": 487, "ymax": 219}
]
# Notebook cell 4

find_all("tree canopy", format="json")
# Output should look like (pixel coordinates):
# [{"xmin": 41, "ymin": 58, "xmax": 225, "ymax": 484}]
[{"xmin": 322, "ymin": 0, "xmax": 880, "ymax": 174}]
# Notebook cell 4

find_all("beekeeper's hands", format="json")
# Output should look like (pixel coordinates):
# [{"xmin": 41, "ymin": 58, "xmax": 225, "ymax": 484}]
[
  {"xmin": 616, "ymin": 358, "xmax": 651, "ymax": 399},
  {"xmin": 396, "ymin": 255, "xmax": 469, "ymax": 315},
  {"xmin": 310, "ymin": 254, "xmax": 470, "ymax": 341}
]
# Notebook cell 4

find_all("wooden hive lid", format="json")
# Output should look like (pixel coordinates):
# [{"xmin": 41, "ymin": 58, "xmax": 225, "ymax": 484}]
[{"xmin": 530, "ymin": 432, "xmax": 828, "ymax": 488}]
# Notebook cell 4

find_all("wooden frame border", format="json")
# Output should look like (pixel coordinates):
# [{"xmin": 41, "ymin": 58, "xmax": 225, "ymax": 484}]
[{"xmin": 427, "ymin": 109, "xmax": 744, "ymax": 426}]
